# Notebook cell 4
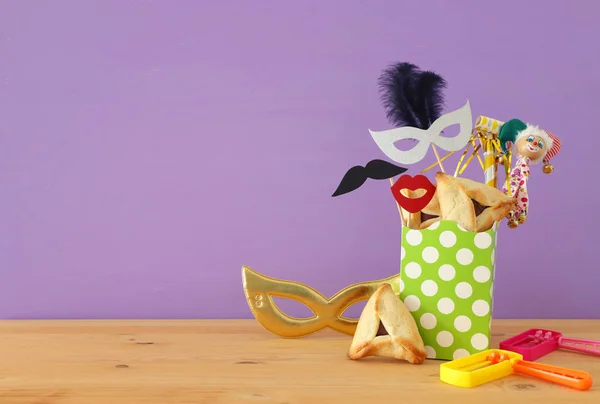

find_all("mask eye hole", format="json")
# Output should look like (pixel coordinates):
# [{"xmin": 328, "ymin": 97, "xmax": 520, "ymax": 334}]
[{"xmin": 272, "ymin": 297, "xmax": 316, "ymax": 319}]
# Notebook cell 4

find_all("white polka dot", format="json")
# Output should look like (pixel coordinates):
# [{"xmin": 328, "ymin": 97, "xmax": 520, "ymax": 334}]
[
  {"xmin": 404, "ymin": 262, "xmax": 421, "ymax": 279},
  {"xmin": 457, "ymin": 223, "xmax": 468, "ymax": 231},
  {"xmin": 437, "ymin": 331, "xmax": 454, "ymax": 347},
  {"xmin": 401, "ymin": 246, "xmax": 406, "ymax": 261},
  {"xmin": 438, "ymin": 264, "xmax": 456, "ymax": 281},
  {"xmin": 454, "ymin": 315, "xmax": 472, "ymax": 332},
  {"xmin": 471, "ymin": 333, "xmax": 489, "ymax": 350},
  {"xmin": 439, "ymin": 231, "xmax": 457, "ymax": 248},
  {"xmin": 453, "ymin": 349, "xmax": 470, "ymax": 360},
  {"xmin": 437, "ymin": 298, "xmax": 455, "ymax": 314},
  {"xmin": 473, "ymin": 266, "xmax": 491, "ymax": 283},
  {"xmin": 472, "ymin": 300, "xmax": 490, "ymax": 317},
  {"xmin": 455, "ymin": 282, "xmax": 473, "ymax": 299},
  {"xmin": 427, "ymin": 222, "xmax": 440, "ymax": 230},
  {"xmin": 474, "ymin": 232, "xmax": 492, "ymax": 249},
  {"xmin": 399, "ymin": 279, "xmax": 405, "ymax": 293},
  {"xmin": 420, "ymin": 313, "xmax": 437, "ymax": 330},
  {"xmin": 422, "ymin": 246, "xmax": 439, "ymax": 263},
  {"xmin": 421, "ymin": 280, "xmax": 438, "ymax": 297},
  {"xmin": 456, "ymin": 248, "xmax": 474, "ymax": 265},
  {"xmin": 405, "ymin": 230, "xmax": 422, "ymax": 246},
  {"xmin": 404, "ymin": 295, "xmax": 421, "ymax": 312},
  {"xmin": 424, "ymin": 345, "xmax": 436, "ymax": 358}
]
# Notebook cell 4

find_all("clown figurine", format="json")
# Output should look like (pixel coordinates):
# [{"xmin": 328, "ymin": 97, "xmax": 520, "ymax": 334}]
[{"xmin": 498, "ymin": 119, "xmax": 561, "ymax": 228}]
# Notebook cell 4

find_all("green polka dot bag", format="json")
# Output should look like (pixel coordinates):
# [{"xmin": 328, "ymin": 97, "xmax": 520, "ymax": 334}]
[{"xmin": 391, "ymin": 220, "xmax": 497, "ymax": 361}]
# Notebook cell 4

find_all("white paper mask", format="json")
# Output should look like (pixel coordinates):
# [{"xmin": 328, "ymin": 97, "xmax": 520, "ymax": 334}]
[{"xmin": 369, "ymin": 100, "xmax": 473, "ymax": 165}]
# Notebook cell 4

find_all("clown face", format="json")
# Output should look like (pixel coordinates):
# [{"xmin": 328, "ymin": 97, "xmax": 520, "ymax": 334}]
[{"xmin": 516, "ymin": 134, "xmax": 547, "ymax": 161}]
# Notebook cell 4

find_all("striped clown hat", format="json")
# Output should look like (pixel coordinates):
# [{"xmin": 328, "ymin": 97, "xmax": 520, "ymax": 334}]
[{"xmin": 543, "ymin": 131, "xmax": 561, "ymax": 162}]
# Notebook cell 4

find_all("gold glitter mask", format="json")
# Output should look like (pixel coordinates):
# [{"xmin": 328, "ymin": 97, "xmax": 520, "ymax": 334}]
[{"xmin": 242, "ymin": 265, "xmax": 400, "ymax": 337}]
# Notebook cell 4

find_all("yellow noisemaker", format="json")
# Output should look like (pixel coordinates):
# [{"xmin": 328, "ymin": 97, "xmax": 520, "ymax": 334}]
[{"xmin": 440, "ymin": 349, "xmax": 592, "ymax": 390}]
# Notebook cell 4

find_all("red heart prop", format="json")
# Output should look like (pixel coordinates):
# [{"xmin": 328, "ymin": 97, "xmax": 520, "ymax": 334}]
[{"xmin": 390, "ymin": 174, "xmax": 436, "ymax": 213}]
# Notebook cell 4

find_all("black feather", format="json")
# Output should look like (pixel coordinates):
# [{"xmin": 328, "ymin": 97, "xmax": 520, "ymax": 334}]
[
  {"xmin": 414, "ymin": 70, "xmax": 447, "ymax": 127},
  {"xmin": 377, "ymin": 62, "xmax": 447, "ymax": 130},
  {"xmin": 377, "ymin": 62, "xmax": 422, "ymax": 128}
]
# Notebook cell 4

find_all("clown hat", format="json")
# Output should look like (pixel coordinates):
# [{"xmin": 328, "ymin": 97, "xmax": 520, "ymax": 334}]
[
  {"xmin": 499, "ymin": 119, "xmax": 527, "ymax": 152},
  {"xmin": 499, "ymin": 118, "xmax": 555, "ymax": 164},
  {"xmin": 544, "ymin": 131, "xmax": 561, "ymax": 162}
]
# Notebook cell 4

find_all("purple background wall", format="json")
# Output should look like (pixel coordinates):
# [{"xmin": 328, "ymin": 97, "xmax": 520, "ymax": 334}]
[{"xmin": 0, "ymin": 0, "xmax": 598, "ymax": 319}]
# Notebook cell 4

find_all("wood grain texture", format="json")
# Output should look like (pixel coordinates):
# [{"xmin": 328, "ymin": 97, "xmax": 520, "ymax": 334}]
[{"xmin": 0, "ymin": 319, "xmax": 598, "ymax": 403}]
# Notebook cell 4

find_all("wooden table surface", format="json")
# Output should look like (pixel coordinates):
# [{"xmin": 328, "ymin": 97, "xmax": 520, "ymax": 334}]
[{"xmin": 0, "ymin": 319, "xmax": 599, "ymax": 403}]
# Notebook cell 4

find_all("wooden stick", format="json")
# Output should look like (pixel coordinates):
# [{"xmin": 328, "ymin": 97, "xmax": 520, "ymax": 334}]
[
  {"xmin": 431, "ymin": 145, "xmax": 445, "ymax": 173},
  {"xmin": 421, "ymin": 151, "xmax": 454, "ymax": 173},
  {"xmin": 389, "ymin": 178, "xmax": 402, "ymax": 219}
]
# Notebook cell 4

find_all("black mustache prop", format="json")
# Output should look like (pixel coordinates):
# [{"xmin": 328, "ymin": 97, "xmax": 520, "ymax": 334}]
[{"xmin": 332, "ymin": 159, "xmax": 407, "ymax": 197}]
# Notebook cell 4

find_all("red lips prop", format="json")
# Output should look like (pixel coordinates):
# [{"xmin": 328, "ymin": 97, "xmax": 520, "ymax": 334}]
[{"xmin": 390, "ymin": 174, "xmax": 436, "ymax": 213}]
